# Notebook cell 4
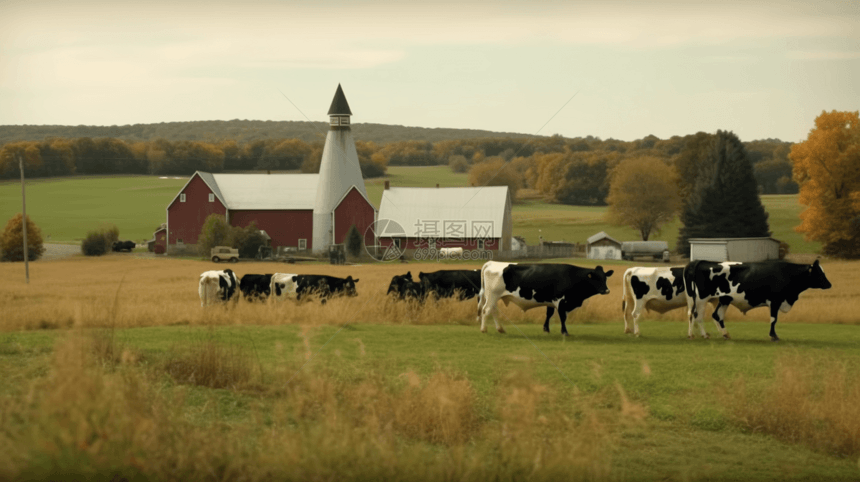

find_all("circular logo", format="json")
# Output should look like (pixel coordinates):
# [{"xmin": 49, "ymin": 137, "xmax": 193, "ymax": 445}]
[{"xmin": 364, "ymin": 218, "xmax": 406, "ymax": 262}]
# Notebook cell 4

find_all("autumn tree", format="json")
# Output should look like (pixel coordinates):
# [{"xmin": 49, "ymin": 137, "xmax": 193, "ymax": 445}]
[
  {"xmin": 198, "ymin": 214, "xmax": 232, "ymax": 256},
  {"xmin": 467, "ymin": 157, "xmax": 521, "ymax": 200},
  {"xmin": 607, "ymin": 156, "xmax": 680, "ymax": 241},
  {"xmin": 677, "ymin": 130, "xmax": 770, "ymax": 254},
  {"xmin": 1, "ymin": 214, "xmax": 46, "ymax": 262},
  {"xmin": 790, "ymin": 110, "xmax": 860, "ymax": 258}
]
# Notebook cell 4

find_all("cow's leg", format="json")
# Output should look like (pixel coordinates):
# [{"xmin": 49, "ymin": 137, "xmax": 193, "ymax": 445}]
[
  {"xmin": 631, "ymin": 300, "xmax": 644, "ymax": 337},
  {"xmin": 558, "ymin": 309, "xmax": 570, "ymax": 336},
  {"xmin": 687, "ymin": 300, "xmax": 709, "ymax": 339},
  {"xmin": 712, "ymin": 297, "xmax": 731, "ymax": 339},
  {"xmin": 543, "ymin": 306, "xmax": 555, "ymax": 333},
  {"xmin": 768, "ymin": 301, "xmax": 780, "ymax": 342}
]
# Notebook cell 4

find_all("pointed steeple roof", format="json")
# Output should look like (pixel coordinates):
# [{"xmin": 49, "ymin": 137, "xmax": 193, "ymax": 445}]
[{"xmin": 327, "ymin": 84, "xmax": 352, "ymax": 115}]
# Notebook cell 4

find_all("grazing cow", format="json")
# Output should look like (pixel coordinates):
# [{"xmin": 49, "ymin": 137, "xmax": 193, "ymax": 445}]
[
  {"xmin": 477, "ymin": 261, "xmax": 614, "ymax": 335},
  {"xmin": 240, "ymin": 274, "xmax": 274, "ymax": 301},
  {"xmin": 294, "ymin": 275, "xmax": 359, "ymax": 304},
  {"xmin": 418, "ymin": 269, "xmax": 482, "ymax": 300},
  {"xmin": 112, "ymin": 240, "xmax": 136, "ymax": 252},
  {"xmin": 683, "ymin": 259, "xmax": 832, "ymax": 341},
  {"xmin": 387, "ymin": 272, "xmax": 425, "ymax": 300},
  {"xmin": 621, "ymin": 267, "xmax": 687, "ymax": 336},
  {"xmin": 198, "ymin": 269, "xmax": 239, "ymax": 307},
  {"xmin": 439, "ymin": 247, "xmax": 464, "ymax": 259},
  {"xmin": 270, "ymin": 273, "xmax": 299, "ymax": 301}
]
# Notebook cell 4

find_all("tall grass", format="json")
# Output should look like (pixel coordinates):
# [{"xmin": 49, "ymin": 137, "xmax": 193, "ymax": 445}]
[
  {"xmin": 1, "ymin": 257, "xmax": 858, "ymax": 332},
  {"xmin": 0, "ymin": 333, "xmax": 634, "ymax": 481},
  {"xmin": 727, "ymin": 352, "xmax": 860, "ymax": 457}
]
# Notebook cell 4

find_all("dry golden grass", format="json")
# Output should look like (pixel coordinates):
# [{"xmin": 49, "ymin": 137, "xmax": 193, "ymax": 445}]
[
  {"xmin": 727, "ymin": 352, "xmax": 860, "ymax": 457},
  {"xmin": 1, "ymin": 256, "xmax": 858, "ymax": 332},
  {"xmin": 0, "ymin": 332, "xmax": 631, "ymax": 481}
]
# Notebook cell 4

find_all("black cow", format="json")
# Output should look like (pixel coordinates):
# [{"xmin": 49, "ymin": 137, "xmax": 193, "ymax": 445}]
[
  {"xmin": 418, "ymin": 269, "xmax": 482, "ymax": 300},
  {"xmin": 240, "ymin": 274, "xmax": 274, "ymax": 301},
  {"xmin": 387, "ymin": 271, "xmax": 425, "ymax": 301},
  {"xmin": 112, "ymin": 240, "xmax": 136, "ymax": 252},
  {"xmin": 477, "ymin": 261, "xmax": 614, "ymax": 335},
  {"xmin": 295, "ymin": 275, "xmax": 359, "ymax": 304},
  {"xmin": 684, "ymin": 259, "xmax": 832, "ymax": 341}
]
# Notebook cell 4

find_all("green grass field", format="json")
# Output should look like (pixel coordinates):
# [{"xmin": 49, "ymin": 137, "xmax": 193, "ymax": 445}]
[
  {"xmin": 2, "ymin": 322, "xmax": 859, "ymax": 480},
  {"xmin": 0, "ymin": 167, "xmax": 820, "ymax": 254}
]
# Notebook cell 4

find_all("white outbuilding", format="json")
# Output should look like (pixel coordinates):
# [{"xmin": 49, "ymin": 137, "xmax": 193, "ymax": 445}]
[
  {"xmin": 689, "ymin": 237, "xmax": 781, "ymax": 262},
  {"xmin": 586, "ymin": 231, "xmax": 623, "ymax": 260}
]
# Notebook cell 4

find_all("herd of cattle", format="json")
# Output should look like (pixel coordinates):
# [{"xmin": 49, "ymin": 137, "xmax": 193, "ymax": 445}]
[{"xmin": 198, "ymin": 258, "xmax": 832, "ymax": 341}]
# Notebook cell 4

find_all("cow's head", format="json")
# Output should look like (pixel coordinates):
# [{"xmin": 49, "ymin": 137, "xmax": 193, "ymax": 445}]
[
  {"xmin": 587, "ymin": 266, "xmax": 614, "ymax": 295},
  {"xmin": 808, "ymin": 259, "xmax": 831, "ymax": 290},
  {"xmin": 387, "ymin": 272, "xmax": 412, "ymax": 296},
  {"xmin": 345, "ymin": 276, "xmax": 359, "ymax": 297}
]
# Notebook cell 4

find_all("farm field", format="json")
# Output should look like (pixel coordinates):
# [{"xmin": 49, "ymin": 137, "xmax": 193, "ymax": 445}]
[
  {"xmin": 0, "ymin": 167, "xmax": 821, "ymax": 254},
  {"xmin": 1, "ymin": 256, "xmax": 859, "ymax": 480}
]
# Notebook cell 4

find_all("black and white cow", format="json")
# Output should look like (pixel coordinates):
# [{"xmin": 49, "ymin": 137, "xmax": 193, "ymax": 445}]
[
  {"xmin": 294, "ymin": 275, "xmax": 359, "ymax": 303},
  {"xmin": 270, "ymin": 273, "xmax": 299, "ymax": 302},
  {"xmin": 112, "ymin": 240, "xmax": 136, "ymax": 252},
  {"xmin": 418, "ymin": 269, "xmax": 481, "ymax": 300},
  {"xmin": 387, "ymin": 272, "xmax": 426, "ymax": 301},
  {"xmin": 621, "ymin": 267, "xmax": 687, "ymax": 336},
  {"xmin": 198, "ymin": 269, "xmax": 239, "ymax": 307},
  {"xmin": 240, "ymin": 274, "xmax": 274, "ymax": 301},
  {"xmin": 683, "ymin": 259, "xmax": 832, "ymax": 341},
  {"xmin": 477, "ymin": 261, "xmax": 614, "ymax": 335}
]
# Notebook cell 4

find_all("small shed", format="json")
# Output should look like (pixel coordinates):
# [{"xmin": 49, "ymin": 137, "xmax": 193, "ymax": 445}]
[
  {"xmin": 689, "ymin": 237, "xmax": 780, "ymax": 262},
  {"xmin": 511, "ymin": 236, "xmax": 527, "ymax": 251},
  {"xmin": 587, "ymin": 231, "xmax": 622, "ymax": 260}
]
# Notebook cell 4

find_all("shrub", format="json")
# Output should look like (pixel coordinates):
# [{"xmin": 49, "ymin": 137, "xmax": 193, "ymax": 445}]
[
  {"xmin": 232, "ymin": 221, "xmax": 268, "ymax": 259},
  {"xmin": 1, "ymin": 213, "xmax": 46, "ymax": 262},
  {"xmin": 346, "ymin": 225, "xmax": 362, "ymax": 258},
  {"xmin": 197, "ymin": 214, "xmax": 232, "ymax": 256},
  {"xmin": 80, "ymin": 224, "xmax": 119, "ymax": 256},
  {"xmin": 449, "ymin": 155, "xmax": 469, "ymax": 173}
]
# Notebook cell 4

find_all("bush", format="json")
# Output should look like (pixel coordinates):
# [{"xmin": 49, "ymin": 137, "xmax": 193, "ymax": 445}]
[
  {"xmin": 346, "ymin": 225, "xmax": 362, "ymax": 258},
  {"xmin": 449, "ymin": 155, "xmax": 469, "ymax": 173},
  {"xmin": 80, "ymin": 224, "xmax": 119, "ymax": 257},
  {"xmin": 232, "ymin": 222, "xmax": 268, "ymax": 259},
  {"xmin": 1, "ymin": 213, "xmax": 46, "ymax": 262},
  {"xmin": 197, "ymin": 214, "xmax": 232, "ymax": 256}
]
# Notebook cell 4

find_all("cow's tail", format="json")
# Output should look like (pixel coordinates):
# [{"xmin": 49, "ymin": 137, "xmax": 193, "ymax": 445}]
[
  {"xmin": 476, "ymin": 263, "xmax": 489, "ymax": 320},
  {"xmin": 621, "ymin": 269, "xmax": 633, "ymax": 326},
  {"xmin": 201, "ymin": 274, "xmax": 219, "ymax": 305},
  {"xmin": 684, "ymin": 260, "xmax": 708, "ymax": 321}
]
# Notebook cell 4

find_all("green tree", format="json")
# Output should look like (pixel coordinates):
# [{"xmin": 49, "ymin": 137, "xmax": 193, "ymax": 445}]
[
  {"xmin": 198, "ymin": 214, "xmax": 232, "ymax": 256},
  {"xmin": 607, "ymin": 157, "xmax": 680, "ymax": 241},
  {"xmin": 1, "ymin": 214, "xmax": 46, "ymax": 262},
  {"xmin": 677, "ymin": 130, "xmax": 770, "ymax": 254},
  {"xmin": 231, "ymin": 222, "xmax": 268, "ymax": 259},
  {"xmin": 346, "ymin": 224, "xmax": 362, "ymax": 258}
]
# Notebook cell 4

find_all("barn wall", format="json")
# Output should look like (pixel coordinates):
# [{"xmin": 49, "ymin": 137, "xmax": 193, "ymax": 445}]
[
  {"xmin": 334, "ymin": 188, "xmax": 376, "ymax": 248},
  {"xmin": 154, "ymin": 229, "xmax": 167, "ymax": 253},
  {"xmin": 230, "ymin": 210, "xmax": 314, "ymax": 250},
  {"xmin": 167, "ymin": 175, "xmax": 226, "ymax": 247}
]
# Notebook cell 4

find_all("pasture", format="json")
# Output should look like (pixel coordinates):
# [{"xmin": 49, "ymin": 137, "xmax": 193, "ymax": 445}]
[
  {"xmin": 1, "ymin": 256, "xmax": 859, "ymax": 480},
  {"xmin": 0, "ymin": 168, "xmax": 821, "ymax": 253}
]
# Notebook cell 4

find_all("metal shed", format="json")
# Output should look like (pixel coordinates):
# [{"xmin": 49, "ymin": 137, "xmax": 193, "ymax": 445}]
[
  {"xmin": 587, "ymin": 231, "xmax": 622, "ymax": 260},
  {"xmin": 689, "ymin": 237, "xmax": 781, "ymax": 262}
]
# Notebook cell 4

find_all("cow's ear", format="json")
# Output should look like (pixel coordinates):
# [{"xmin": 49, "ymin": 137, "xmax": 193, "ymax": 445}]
[
  {"xmin": 354, "ymin": 278, "xmax": 360, "ymax": 283},
  {"xmin": 606, "ymin": 270, "xmax": 614, "ymax": 277},
  {"xmin": 813, "ymin": 259, "xmax": 820, "ymax": 267},
  {"xmin": 406, "ymin": 271, "xmax": 411, "ymax": 276},
  {"xmin": 595, "ymin": 265, "xmax": 604, "ymax": 272}
]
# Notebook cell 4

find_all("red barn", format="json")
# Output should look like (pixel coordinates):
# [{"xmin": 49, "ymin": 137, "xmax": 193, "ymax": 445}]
[{"xmin": 165, "ymin": 171, "xmax": 376, "ymax": 254}]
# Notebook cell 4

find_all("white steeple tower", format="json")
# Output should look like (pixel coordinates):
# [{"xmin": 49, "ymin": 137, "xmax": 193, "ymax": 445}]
[{"xmin": 312, "ymin": 84, "xmax": 368, "ymax": 253}]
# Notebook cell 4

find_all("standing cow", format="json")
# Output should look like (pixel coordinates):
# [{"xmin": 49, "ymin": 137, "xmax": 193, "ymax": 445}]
[
  {"xmin": 684, "ymin": 259, "xmax": 832, "ymax": 341},
  {"xmin": 270, "ymin": 273, "xmax": 299, "ymax": 301},
  {"xmin": 240, "ymin": 274, "xmax": 274, "ymax": 301},
  {"xmin": 294, "ymin": 275, "xmax": 359, "ymax": 304},
  {"xmin": 198, "ymin": 269, "xmax": 239, "ymax": 307},
  {"xmin": 387, "ymin": 272, "xmax": 425, "ymax": 301},
  {"xmin": 621, "ymin": 267, "xmax": 687, "ymax": 336},
  {"xmin": 477, "ymin": 261, "xmax": 614, "ymax": 335},
  {"xmin": 418, "ymin": 269, "xmax": 482, "ymax": 300}
]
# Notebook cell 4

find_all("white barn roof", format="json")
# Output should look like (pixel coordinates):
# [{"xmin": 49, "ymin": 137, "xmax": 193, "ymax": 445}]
[
  {"xmin": 194, "ymin": 171, "xmax": 319, "ymax": 210},
  {"xmin": 378, "ymin": 186, "xmax": 510, "ymax": 238},
  {"xmin": 587, "ymin": 231, "xmax": 621, "ymax": 245}
]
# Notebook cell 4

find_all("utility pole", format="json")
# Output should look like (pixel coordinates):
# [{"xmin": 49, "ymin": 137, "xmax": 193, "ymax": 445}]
[{"xmin": 19, "ymin": 153, "xmax": 29, "ymax": 284}]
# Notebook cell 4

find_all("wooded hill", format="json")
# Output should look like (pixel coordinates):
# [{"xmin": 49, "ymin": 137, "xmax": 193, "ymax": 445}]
[{"xmin": 0, "ymin": 121, "xmax": 538, "ymax": 145}]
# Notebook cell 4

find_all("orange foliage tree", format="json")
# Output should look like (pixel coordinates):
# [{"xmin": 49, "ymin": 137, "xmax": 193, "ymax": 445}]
[
  {"xmin": 606, "ymin": 156, "xmax": 680, "ymax": 241},
  {"xmin": 1, "ymin": 214, "xmax": 46, "ymax": 262},
  {"xmin": 467, "ymin": 157, "xmax": 521, "ymax": 201},
  {"xmin": 790, "ymin": 110, "xmax": 860, "ymax": 258}
]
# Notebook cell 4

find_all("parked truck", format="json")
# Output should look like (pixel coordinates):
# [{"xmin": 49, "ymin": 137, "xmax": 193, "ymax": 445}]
[{"xmin": 621, "ymin": 241, "xmax": 670, "ymax": 262}]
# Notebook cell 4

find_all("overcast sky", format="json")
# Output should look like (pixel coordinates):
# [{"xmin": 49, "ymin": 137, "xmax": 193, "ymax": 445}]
[{"xmin": 1, "ymin": 0, "xmax": 858, "ymax": 142}]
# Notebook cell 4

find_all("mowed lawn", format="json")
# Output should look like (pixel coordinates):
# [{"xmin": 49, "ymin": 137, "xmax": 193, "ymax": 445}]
[{"xmin": 1, "ymin": 167, "xmax": 820, "ymax": 253}]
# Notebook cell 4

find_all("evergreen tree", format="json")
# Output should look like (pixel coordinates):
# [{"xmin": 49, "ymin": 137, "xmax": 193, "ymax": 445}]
[
  {"xmin": 677, "ymin": 130, "xmax": 770, "ymax": 255},
  {"xmin": 346, "ymin": 225, "xmax": 363, "ymax": 258}
]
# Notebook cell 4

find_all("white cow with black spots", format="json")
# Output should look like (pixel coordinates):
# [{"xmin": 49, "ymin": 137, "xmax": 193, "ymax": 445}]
[
  {"xmin": 198, "ymin": 269, "xmax": 239, "ymax": 307},
  {"xmin": 270, "ymin": 273, "xmax": 299, "ymax": 301},
  {"xmin": 621, "ymin": 266, "xmax": 687, "ymax": 336}
]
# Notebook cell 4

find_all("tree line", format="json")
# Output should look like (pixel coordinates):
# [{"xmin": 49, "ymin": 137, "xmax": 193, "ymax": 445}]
[{"xmin": 0, "ymin": 133, "xmax": 796, "ymax": 196}]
